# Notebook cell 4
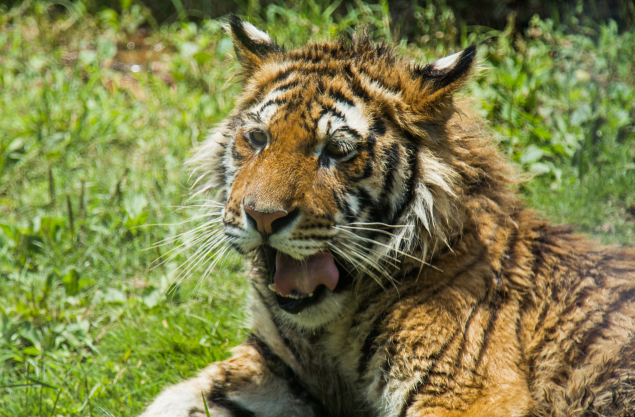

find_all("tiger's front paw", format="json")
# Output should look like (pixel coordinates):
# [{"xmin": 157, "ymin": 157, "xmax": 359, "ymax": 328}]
[{"xmin": 138, "ymin": 386, "xmax": 212, "ymax": 417}]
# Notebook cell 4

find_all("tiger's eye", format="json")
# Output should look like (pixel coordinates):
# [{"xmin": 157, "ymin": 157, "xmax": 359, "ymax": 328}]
[
  {"xmin": 325, "ymin": 142, "xmax": 353, "ymax": 160},
  {"xmin": 249, "ymin": 130, "xmax": 268, "ymax": 147}
]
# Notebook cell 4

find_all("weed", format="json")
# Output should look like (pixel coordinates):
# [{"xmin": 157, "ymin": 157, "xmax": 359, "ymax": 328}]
[{"xmin": 0, "ymin": 1, "xmax": 633, "ymax": 415}]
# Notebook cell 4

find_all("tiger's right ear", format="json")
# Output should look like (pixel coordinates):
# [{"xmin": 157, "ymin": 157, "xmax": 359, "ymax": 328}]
[{"xmin": 228, "ymin": 14, "xmax": 282, "ymax": 74}]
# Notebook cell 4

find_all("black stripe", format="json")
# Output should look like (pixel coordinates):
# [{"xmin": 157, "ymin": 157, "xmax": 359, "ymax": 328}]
[
  {"xmin": 362, "ymin": 71, "xmax": 400, "ymax": 94},
  {"xmin": 367, "ymin": 143, "xmax": 401, "ymax": 223},
  {"xmin": 357, "ymin": 159, "xmax": 374, "ymax": 182},
  {"xmin": 501, "ymin": 226, "xmax": 519, "ymax": 274},
  {"xmin": 272, "ymin": 69, "xmax": 292, "ymax": 83},
  {"xmin": 357, "ymin": 311, "xmax": 388, "ymax": 378},
  {"xmin": 318, "ymin": 153, "xmax": 332, "ymax": 168},
  {"xmin": 366, "ymin": 134, "xmax": 377, "ymax": 157},
  {"xmin": 412, "ymin": 45, "xmax": 476, "ymax": 89},
  {"xmin": 453, "ymin": 293, "xmax": 488, "ymax": 370},
  {"xmin": 528, "ymin": 269, "xmax": 601, "ymax": 359},
  {"xmin": 349, "ymin": 77, "xmax": 371, "ymax": 102},
  {"xmin": 343, "ymin": 62, "xmax": 354, "ymax": 78},
  {"xmin": 578, "ymin": 287, "xmax": 635, "ymax": 359},
  {"xmin": 385, "ymin": 143, "xmax": 401, "ymax": 170},
  {"xmin": 207, "ymin": 384, "xmax": 256, "ymax": 417},
  {"xmin": 297, "ymin": 66, "xmax": 339, "ymax": 77},
  {"xmin": 231, "ymin": 142, "xmax": 244, "ymax": 161},
  {"xmin": 351, "ymin": 135, "xmax": 377, "ymax": 184},
  {"xmin": 389, "ymin": 142, "xmax": 417, "ymax": 224},
  {"xmin": 319, "ymin": 104, "xmax": 346, "ymax": 122},
  {"xmin": 332, "ymin": 189, "xmax": 353, "ymax": 220},
  {"xmin": 272, "ymin": 80, "xmax": 299, "ymax": 94},
  {"xmin": 380, "ymin": 142, "xmax": 401, "ymax": 195},
  {"xmin": 355, "ymin": 187, "xmax": 374, "ymax": 211},
  {"xmin": 334, "ymin": 125, "xmax": 363, "ymax": 141},
  {"xmin": 243, "ymin": 111, "xmax": 260, "ymax": 121},
  {"xmin": 258, "ymin": 98, "xmax": 287, "ymax": 114},
  {"xmin": 329, "ymin": 89, "xmax": 355, "ymax": 107},
  {"xmin": 398, "ymin": 327, "xmax": 462, "ymax": 417},
  {"xmin": 246, "ymin": 335, "xmax": 330, "ymax": 415},
  {"xmin": 317, "ymin": 80, "xmax": 325, "ymax": 93},
  {"xmin": 474, "ymin": 273, "xmax": 503, "ymax": 369},
  {"xmin": 371, "ymin": 118, "xmax": 386, "ymax": 136},
  {"xmin": 227, "ymin": 240, "xmax": 245, "ymax": 254}
]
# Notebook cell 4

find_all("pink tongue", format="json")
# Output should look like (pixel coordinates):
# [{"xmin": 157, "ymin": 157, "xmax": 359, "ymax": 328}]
[{"xmin": 274, "ymin": 251, "xmax": 339, "ymax": 297}]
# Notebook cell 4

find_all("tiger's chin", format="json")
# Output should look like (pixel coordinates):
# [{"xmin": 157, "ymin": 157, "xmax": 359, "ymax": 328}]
[
  {"xmin": 278, "ymin": 289, "xmax": 352, "ymax": 329},
  {"xmin": 261, "ymin": 246, "xmax": 355, "ymax": 329}
]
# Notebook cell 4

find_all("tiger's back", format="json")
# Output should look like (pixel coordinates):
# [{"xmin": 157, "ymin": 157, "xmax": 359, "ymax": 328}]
[{"xmin": 140, "ymin": 17, "xmax": 635, "ymax": 417}]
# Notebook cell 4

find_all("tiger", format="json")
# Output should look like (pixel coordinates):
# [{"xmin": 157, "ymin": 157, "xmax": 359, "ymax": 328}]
[{"xmin": 140, "ymin": 15, "xmax": 635, "ymax": 417}]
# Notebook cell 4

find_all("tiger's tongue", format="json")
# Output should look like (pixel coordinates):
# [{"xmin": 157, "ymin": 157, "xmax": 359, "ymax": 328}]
[{"xmin": 274, "ymin": 251, "xmax": 339, "ymax": 297}]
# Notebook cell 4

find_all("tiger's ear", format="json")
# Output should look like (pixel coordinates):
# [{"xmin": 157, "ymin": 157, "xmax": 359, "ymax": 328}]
[
  {"xmin": 228, "ymin": 14, "xmax": 282, "ymax": 74},
  {"xmin": 407, "ymin": 45, "xmax": 477, "ymax": 121},
  {"xmin": 416, "ymin": 45, "xmax": 476, "ymax": 91}
]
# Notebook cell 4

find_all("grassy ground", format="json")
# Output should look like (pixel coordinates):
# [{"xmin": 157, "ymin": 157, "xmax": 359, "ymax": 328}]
[{"xmin": 0, "ymin": 1, "xmax": 634, "ymax": 416}]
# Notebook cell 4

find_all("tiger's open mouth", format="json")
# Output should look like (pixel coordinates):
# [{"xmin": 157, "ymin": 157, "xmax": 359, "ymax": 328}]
[{"xmin": 264, "ymin": 247, "xmax": 352, "ymax": 314}]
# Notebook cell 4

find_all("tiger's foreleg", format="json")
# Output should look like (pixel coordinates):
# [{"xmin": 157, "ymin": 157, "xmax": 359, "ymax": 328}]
[{"xmin": 139, "ymin": 341, "xmax": 322, "ymax": 417}]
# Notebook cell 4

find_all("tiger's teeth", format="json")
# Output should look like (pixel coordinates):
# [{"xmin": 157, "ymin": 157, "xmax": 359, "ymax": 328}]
[
  {"xmin": 287, "ymin": 293, "xmax": 307, "ymax": 299},
  {"xmin": 268, "ymin": 284, "xmax": 315, "ymax": 300}
]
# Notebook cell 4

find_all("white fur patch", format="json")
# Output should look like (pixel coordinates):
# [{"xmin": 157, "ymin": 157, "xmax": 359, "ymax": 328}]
[
  {"xmin": 331, "ymin": 100, "xmax": 370, "ymax": 137},
  {"xmin": 315, "ymin": 106, "xmax": 368, "ymax": 156},
  {"xmin": 375, "ymin": 373, "xmax": 424, "ymax": 417},
  {"xmin": 138, "ymin": 370, "xmax": 214, "ymax": 417},
  {"xmin": 280, "ymin": 289, "xmax": 351, "ymax": 329},
  {"xmin": 242, "ymin": 21, "xmax": 273, "ymax": 45},
  {"xmin": 433, "ymin": 50, "xmax": 462, "ymax": 70}
]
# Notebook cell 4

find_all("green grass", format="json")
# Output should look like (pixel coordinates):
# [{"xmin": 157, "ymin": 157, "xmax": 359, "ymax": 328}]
[{"xmin": 1, "ymin": 1, "xmax": 634, "ymax": 416}]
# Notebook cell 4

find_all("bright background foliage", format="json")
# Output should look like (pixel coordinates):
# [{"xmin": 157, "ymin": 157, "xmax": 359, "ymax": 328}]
[{"xmin": 1, "ymin": 1, "xmax": 634, "ymax": 415}]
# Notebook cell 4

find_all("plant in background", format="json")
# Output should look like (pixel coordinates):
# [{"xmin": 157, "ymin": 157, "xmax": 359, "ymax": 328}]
[{"xmin": 0, "ymin": 1, "xmax": 633, "ymax": 415}]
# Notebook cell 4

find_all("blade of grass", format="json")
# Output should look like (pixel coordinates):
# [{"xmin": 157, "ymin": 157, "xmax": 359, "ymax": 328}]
[{"xmin": 202, "ymin": 391, "xmax": 211, "ymax": 417}]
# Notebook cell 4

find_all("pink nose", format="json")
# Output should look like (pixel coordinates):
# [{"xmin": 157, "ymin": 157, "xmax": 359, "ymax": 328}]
[{"xmin": 244, "ymin": 205, "xmax": 288, "ymax": 234}]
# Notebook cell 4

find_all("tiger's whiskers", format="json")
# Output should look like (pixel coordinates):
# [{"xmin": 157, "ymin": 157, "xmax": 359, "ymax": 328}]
[{"xmin": 150, "ymin": 200, "xmax": 233, "ymax": 300}]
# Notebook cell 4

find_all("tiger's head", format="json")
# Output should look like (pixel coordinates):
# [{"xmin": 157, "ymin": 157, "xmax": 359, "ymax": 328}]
[{"xmin": 191, "ymin": 16, "xmax": 480, "ymax": 328}]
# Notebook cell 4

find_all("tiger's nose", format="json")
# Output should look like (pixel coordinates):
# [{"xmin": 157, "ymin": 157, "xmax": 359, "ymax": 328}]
[{"xmin": 244, "ymin": 205, "xmax": 288, "ymax": 234}]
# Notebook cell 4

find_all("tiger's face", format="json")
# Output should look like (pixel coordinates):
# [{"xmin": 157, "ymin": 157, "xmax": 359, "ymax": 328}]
[
  {"xmin": 193, "ymin": 17, "xmax": 475, "ymax": 328},
  {"xmin": 222, "ymin": 70, "xmax": 411, "ymax": 321}
]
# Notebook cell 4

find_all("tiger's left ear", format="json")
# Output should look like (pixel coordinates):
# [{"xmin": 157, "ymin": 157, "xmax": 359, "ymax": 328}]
[
  {"xmin": 416, "ymin": 45, "xmax": 476, "ymax": 90},
  {"xmin": 228, "ymin": 14, "xmax": 282, "ymax": 75},
  {"xmin": 407, "ymin": 45, "xmax": 477, "ymax": 121}
]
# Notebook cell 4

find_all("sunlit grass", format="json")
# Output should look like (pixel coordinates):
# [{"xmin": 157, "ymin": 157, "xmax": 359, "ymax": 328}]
[{"xmin": 0, "ymin": 1, "xmax": 633, "ymax": 415}]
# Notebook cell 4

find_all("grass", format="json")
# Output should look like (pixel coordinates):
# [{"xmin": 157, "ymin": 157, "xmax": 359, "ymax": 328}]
[{"xmin": 0, "ymin": 1, "xmax": 634, "ymax": 415}]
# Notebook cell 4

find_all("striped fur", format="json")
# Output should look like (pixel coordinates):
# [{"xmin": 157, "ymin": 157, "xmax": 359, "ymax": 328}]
[{"xmin": 140, "ymin": 17, "xmax": 635, "ymax": 417}]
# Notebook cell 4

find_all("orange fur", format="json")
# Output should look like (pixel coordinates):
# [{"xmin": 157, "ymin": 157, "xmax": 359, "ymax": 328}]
[{"xmin": 140, "ymin": 18, "xmax": 635, "ymax": 417}]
